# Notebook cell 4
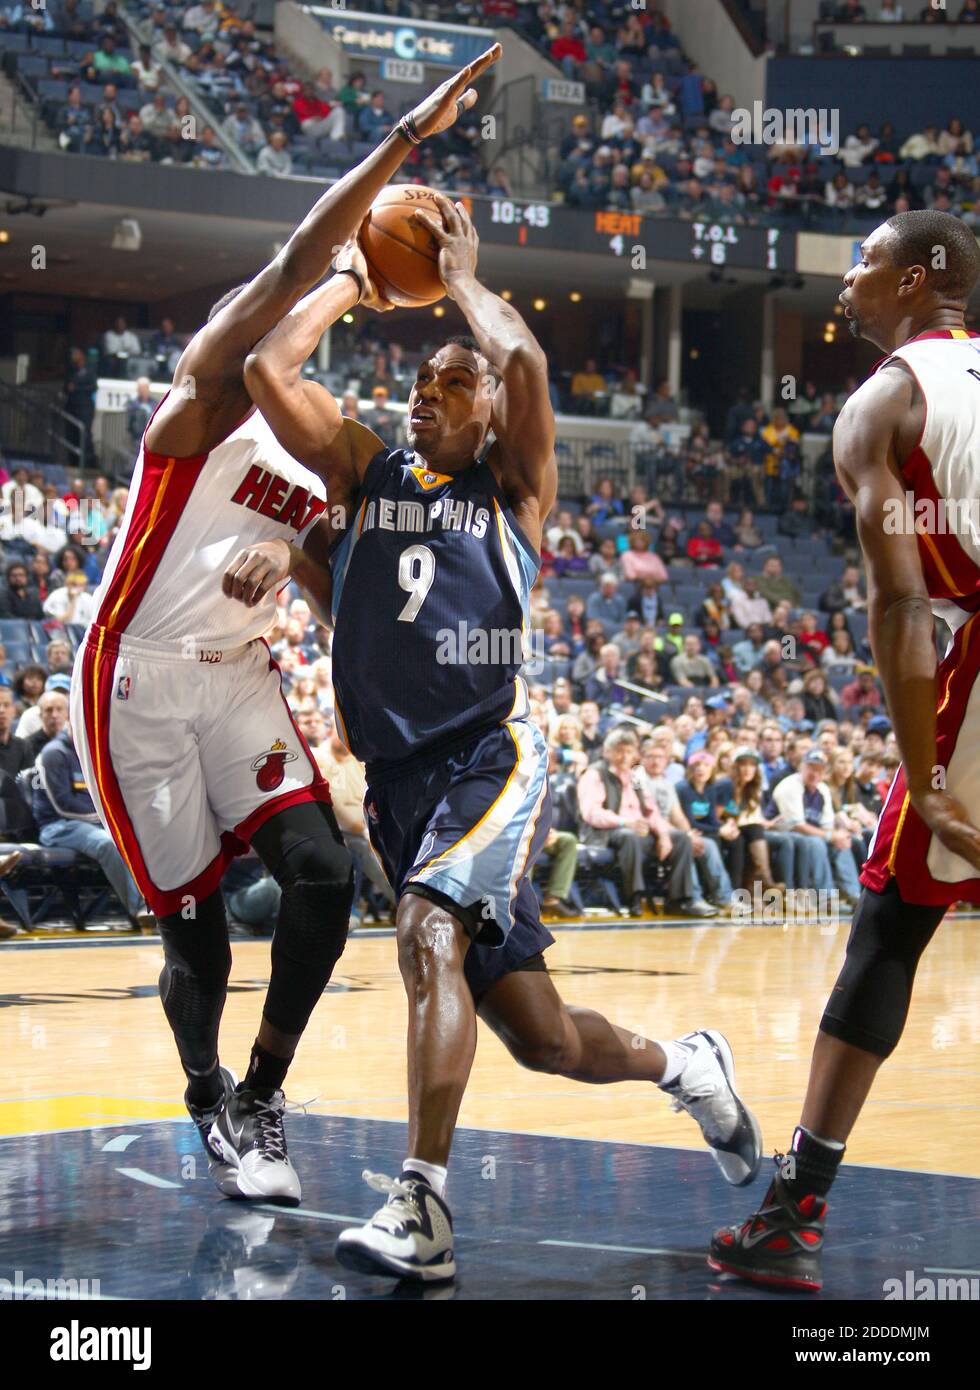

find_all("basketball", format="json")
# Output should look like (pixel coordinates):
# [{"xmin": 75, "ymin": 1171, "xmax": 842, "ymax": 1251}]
[{"xmin": 359, "ymin": 185, "xmax": 447, "ymax": 309}]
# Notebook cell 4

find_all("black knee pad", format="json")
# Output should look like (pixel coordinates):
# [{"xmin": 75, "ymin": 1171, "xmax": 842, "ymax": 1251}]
[
  {"xmin": 820, "ymin": 880, "xmax": 945, "ymax": 1058},
  {"xmin": 252, "ymin": 802, "xmax": 355, "ymax": 1035},
  {"xmin": 158, "ymin": 890, "xmax": 231, "ymax": 1073}
]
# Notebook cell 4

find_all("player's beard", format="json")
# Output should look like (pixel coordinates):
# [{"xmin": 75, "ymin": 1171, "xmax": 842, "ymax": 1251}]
[{"xmin": 846, "ymin": 316, "xmax": 861, "ymax": 339}]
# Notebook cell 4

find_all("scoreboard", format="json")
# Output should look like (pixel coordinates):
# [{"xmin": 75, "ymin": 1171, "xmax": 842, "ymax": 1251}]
[{"xmin": 460, "ymin": 198, "xmax": 796, "ymax": 273}]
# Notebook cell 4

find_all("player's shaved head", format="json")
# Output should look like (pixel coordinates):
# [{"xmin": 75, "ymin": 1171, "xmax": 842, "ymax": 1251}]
[{"xmin": 884, "ymin": 210, "xmax": 980, "ymax": 303}]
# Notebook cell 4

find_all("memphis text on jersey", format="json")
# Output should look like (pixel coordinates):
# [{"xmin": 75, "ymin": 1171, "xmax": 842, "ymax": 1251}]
[{"xmin": 360, "ymin": 494, "xmax": 491, "ymax": 539}]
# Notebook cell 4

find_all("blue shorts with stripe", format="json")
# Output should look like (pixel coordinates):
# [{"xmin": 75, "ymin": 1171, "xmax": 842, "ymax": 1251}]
[{"xmin": 365, "ymin": 720, "xmax": 555, "ymax": 1001}]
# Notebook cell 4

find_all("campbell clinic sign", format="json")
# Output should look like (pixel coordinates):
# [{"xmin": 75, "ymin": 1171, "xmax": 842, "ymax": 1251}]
[{"xmin": 304, "ymin": 7, "xmax": 495, "ymax": 67}]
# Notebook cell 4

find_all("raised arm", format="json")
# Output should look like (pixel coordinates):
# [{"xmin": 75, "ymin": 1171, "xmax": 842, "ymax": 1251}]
[
  {"xmin": 413, "ymin": 195, "xmax": 557, "ymax": 545},
  {"xmin": 146, "ymin": 45, "xmax": 500, "ymax": 459},
  {"xmin": 242, "ymin": 241, "xmax": 388, "ymax": 484},
  {"xmin": 834, "ymin": 365, "xmax": 980, "ymax": 871}
]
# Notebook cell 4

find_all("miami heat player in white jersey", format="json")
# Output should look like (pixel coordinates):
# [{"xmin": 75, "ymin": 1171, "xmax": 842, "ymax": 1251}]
[
  {"xmin": 70, "ymin": 405, "xmax": 331, "ymax": 916},
  {"xmin": 862, "ymin": 329, "xmax": 980, "ymax": 903}
]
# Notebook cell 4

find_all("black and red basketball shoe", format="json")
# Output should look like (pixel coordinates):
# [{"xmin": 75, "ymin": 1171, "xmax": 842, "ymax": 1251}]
[{"xmin": 707, "ymin": 1161, "xmax": 826, "ymax": 1291}]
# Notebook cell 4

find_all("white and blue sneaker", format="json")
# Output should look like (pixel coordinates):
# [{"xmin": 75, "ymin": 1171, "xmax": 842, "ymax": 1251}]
[
  {"xmin": 208, "ymin": 1087, "xmax": 302, "ymax": 1206},
  {"xmin": 186, "ymin": 1066, "xmax": 240, "ymax": 1198},
  {"xmin": 335, "ymin": 1170, "xmax": 455, "ymax": 1282},
  {"xmin": 661, "ymin": 1030, "xmax": 763, "ymax": 1186}
]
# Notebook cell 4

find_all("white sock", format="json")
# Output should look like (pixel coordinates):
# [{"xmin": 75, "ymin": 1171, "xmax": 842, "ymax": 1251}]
[
  {"xmin": 654, "ymin": 1037, "xmax": 695, "ymax": 1087},
  {"xmin": 403, "ymin": 1157, "xmax": 447, "ymax": 1197}
]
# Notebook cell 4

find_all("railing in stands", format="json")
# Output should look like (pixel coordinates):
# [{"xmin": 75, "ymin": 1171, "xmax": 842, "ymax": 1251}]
[
  {"xmin": 0, "ymin": 379, "xmax": 85, "ymax": 473},
  {"xmin": 484, "ymin": 73, "xmax": 562, "ymax": 200}
]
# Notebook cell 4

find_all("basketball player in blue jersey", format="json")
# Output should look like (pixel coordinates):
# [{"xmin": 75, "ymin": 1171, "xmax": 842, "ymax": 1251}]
[{"xmin": 228, "ymin": 197, "xmax": 762, "ymax": 1281}]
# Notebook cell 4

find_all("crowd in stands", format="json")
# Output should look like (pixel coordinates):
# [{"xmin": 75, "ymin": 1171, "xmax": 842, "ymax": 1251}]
[
  {"xmin": 820, "ymin": 1, "xmax": 980, "ymax": 23},
  {"xmin": 1, "ymin": 0, "xmax": 502, "ymax": 189},
  {"xmin": 64, "ymin": 317, "xmax": 860, "ymax": 544},
  {"xmin": 0, "ymin": 369, "xmax": 892, "ymax": 938},
  {"xmin": 2, "ymin": 0, "xmax": 973, "ymax": 227},
  {"xmin": 510, "ymin": 2, "xmax": 979, "ymax": 230}
]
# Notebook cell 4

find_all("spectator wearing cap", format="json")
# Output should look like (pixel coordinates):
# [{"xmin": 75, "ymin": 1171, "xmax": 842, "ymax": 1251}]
[
  {"xmin": 659, "ymin": 611, "xmax": 684, "ymax": 657},
  {"xmin": 579, "ymin": 727, "xmax": 716, "ymax": 918},
  {"xmin": 771, "ymin": 747, "xmax": 863, "ymax": 904},
  {"xmin": 863, "ymin": 714, "xmax": 892, "ymax": 755},
  {"xmin": 34, "ymin": 721, "xmax": 150, "ymax": 926},
  {"xmin": 363, "ymin": 385, "xmax": 401, "ymax": 443},
  {"xmin": 840, "ymin": 665, "xmax": 882, "ymax": 711}
]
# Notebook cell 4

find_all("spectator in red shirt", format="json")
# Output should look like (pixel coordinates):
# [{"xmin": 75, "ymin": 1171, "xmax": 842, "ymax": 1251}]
[
  {"xmin": 686, "ymin": 521, "xmax": 723, "ymax": 567},
  {"xmin": 798, "ymin": 610, "xmax": 829, "ymax": 657},
  {"xmin": 840, "ymin": 666, "xmax": 883, "ymax": 711},
  {"xmin": 482, "ymin": 0, "xmax": 519, "ymax": 19},
  {"xmin": 551, "ymin": 17, "xmax": 587, "ymax": 77},
  {"xmin": 293, "ymin": 82, "xmax": 345, "ymax": 141}
]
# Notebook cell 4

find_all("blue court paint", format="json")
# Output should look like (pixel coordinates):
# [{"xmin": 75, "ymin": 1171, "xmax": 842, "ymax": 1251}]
[{"xmin": 0, "ymin": 1114, "xmax": 976, "ymax": 1300}]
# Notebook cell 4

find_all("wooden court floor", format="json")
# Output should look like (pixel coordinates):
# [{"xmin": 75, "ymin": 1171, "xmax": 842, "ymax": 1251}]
[{"xmin": 3, "ymin": 915, "xmax": 979, "ymax": 1178}]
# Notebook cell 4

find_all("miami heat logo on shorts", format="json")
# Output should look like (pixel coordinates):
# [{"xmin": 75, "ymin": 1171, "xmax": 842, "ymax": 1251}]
[{"xmin": 251, "ymin": 738, "xmax": 298, "ymax": 792}]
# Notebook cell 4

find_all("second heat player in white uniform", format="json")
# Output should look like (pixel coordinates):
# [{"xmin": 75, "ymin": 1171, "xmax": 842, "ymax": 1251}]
[{"xmin": 71, "ymin": 409, "xmax": 330, "ymax": 911}]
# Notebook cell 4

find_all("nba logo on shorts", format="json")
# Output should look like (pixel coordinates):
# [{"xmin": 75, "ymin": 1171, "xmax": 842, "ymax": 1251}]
[{"xmin": 116, "ymin": 675, "xmax": 131, "ymax": 701}]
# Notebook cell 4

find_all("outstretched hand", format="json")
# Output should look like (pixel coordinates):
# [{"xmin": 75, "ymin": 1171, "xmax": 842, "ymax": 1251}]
[
  {"xmin": 406, "ymin": 43, "xmax": 501, "ymax": 140},
  {"xmin": 412, "ymin": 194, "xmax": 479, "ymax": 297}
]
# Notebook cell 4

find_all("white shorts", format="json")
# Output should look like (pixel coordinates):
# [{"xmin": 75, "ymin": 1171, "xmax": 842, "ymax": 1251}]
[{"xmin": 71, "ymin": 625, "xmax": 331, "ymax": 916}]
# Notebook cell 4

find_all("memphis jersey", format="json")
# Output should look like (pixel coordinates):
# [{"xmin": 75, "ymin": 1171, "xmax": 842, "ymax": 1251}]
[
  {"xmin": 880, "ymin": 330, "xmax": 980, "ymax": 632},
  {"xmin": 91, "ymin": 407, "xmax": 327, "ymax": 650},
  {"xmin": 329, "ymin": 448, "xmax": 538, "ymax": 774}
]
